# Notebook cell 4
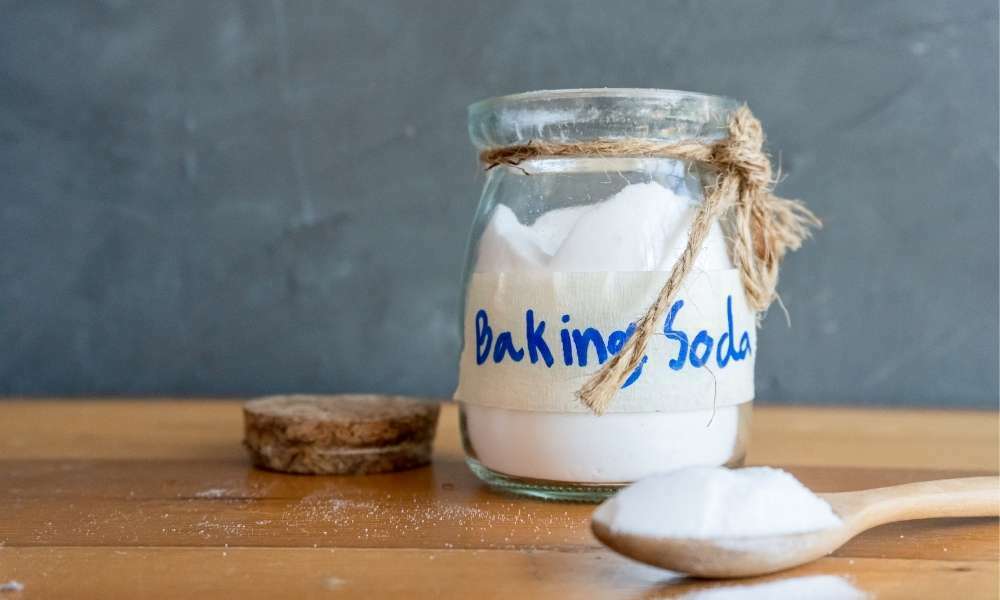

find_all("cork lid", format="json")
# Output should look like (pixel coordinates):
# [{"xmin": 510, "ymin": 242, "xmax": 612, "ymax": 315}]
[{"xmin": 243, "ymin": 394, "xmax": 441, "ymax": 475}]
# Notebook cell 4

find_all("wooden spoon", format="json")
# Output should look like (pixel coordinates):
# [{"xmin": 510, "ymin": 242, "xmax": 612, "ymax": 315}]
[{"xmin": 591, "ymin": 476, "xmax": 999, "ymax": 578}]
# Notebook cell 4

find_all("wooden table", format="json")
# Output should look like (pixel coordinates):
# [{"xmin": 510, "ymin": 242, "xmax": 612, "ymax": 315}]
[{"xmin": 0, "ymin": 400, "xmax": 996, "ymax": 599}]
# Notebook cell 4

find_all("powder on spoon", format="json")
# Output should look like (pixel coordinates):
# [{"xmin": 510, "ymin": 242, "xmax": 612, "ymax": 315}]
[{"xmin": 593, "ymin": 467, "xmax": 841, "ymax": 539}]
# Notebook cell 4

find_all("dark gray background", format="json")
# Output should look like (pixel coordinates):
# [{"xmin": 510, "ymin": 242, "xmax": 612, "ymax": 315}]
[{"xmin": 2, "ymin": 1, "xmax": 997, "ymax": 407}]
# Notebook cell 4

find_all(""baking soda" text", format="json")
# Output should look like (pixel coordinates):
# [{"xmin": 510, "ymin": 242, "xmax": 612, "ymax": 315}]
[{"xmin": 473, "ymin": 295, "xmax": 751, "ymax": 387}]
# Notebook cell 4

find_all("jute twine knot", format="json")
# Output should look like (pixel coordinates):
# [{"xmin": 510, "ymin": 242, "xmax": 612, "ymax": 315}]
[{"xmin": 480, "ymin": 105, "xmax": 820, "ymax": 415}]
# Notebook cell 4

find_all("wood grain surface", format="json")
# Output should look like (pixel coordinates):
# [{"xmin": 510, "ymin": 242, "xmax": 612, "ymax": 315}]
[{"xmin": 0, "ymin": 400, "xmax": 996, "ymax": 599}]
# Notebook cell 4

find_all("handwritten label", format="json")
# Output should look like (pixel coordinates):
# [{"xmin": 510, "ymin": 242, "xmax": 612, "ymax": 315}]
[{"xmin": 455, "ymin": 270, "xmax": 756, "ymax": 413}]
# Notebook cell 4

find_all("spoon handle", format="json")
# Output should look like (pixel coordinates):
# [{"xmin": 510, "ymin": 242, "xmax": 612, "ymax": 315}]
[{"xmin": 826, "ymin": 476, "xmax": 999, "ymax": 528}]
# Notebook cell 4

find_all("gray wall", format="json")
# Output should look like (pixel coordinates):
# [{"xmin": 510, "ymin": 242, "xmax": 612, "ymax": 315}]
[{"xmin": 2, "ymin": 0, "xmax": 997, "ymax": 407}]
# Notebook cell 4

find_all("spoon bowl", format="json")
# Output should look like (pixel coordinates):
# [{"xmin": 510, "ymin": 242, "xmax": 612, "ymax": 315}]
[
  {"xmin": 592, "ymin": 519, "xmax": 854, "ymax": 579},
  {"xmin": 592, "ymin": 476, "xmax": 999, "ymax": 578}
]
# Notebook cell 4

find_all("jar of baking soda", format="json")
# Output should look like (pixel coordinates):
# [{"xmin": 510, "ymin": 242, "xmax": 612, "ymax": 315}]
[{"xmin": 455, "ymin": 89, "xmax": 818, "ymax": 501}]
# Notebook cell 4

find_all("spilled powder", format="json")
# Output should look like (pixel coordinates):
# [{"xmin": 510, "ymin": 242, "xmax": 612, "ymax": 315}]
[
  {"xmin": 0, "ymin": 581, "xmax": 24, "ymax": 593},
  {"xmin": 594, "ymin": 467, "xmax": 841, "ymax": 539},
  {"xmin": 322, "ymin": 576, "xmax": 346, "ymax": 590},
  {"xmin": 274, "ymin": 492, "xmax": 585, "ymax": 547}
]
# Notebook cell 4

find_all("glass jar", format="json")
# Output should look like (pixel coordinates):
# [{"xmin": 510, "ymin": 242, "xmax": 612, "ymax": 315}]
[{"xmin": 455, "ymin": 89, "xmax": 754, "ymax": 501}]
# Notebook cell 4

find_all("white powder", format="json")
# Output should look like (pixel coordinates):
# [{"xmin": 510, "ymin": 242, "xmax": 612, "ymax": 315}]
[
  {"xmin": 678, "ymin": 575, "xmax": 867, "ymax": 600},
  {"xmin": 464, "ymin": 405, "xmax": 741, "ymax": 483},
  {"xmin": 465, "ymin": 181, "xmax": 746, "ymax": 483},
  {"xmin": 593, "ymin": 467, "xmax": 841, "ymax": 539},
  {"xmin": 474, "ymin": 182, "xmax": 731, "ymax": 274}
]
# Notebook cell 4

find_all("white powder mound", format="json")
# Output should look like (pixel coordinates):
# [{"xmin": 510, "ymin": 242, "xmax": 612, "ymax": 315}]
[
  {"xmin": 475, "ymin": 182, "xmax": 731, "ymax": 273},
  {"xmin": 548, "ymin": 182, "xmax": 730, "ymax": 272},
  {"xmin": 593, "ymin": 467, "xmax": 841, "ymax": 539}
]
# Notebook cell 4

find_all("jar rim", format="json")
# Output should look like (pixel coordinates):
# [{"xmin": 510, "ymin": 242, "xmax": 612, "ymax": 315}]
[
  {"xmin": 468, "ymin": 88, "xmax": 739, "ymax": 151},
  {"xmin": 469, "ymin": 87, "xmax": 737, "ymax": 114}
]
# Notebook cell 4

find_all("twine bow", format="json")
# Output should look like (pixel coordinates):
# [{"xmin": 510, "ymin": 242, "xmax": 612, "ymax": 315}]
[{"xmin": 480, "ymin": 106, "xmax": 820, "ymax": 415}]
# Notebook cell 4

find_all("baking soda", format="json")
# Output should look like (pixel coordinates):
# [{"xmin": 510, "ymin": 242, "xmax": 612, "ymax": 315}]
[
  {"xmin": 465, "ymin": 182, "xmax": 747, "ymax": 483},
  {"xmin": 473, "ymin": 182, "xmax": 731, "ymax": 274},
  {"xmin": 678, "ymin": 575, "xmax": 866, "ymax": 600},
  {"xmin": 593, "ymin": 467, "xmax": 841, "ymax": 539}
]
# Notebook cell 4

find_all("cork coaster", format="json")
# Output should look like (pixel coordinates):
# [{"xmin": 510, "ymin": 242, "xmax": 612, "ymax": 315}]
[{"xmin": 243, "ymin": 394, "xmax": 440, "ymax": 475}]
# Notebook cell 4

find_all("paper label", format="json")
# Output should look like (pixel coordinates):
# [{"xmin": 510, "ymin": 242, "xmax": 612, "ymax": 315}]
[{"xmin": 455, "ymin": 270, "xmax": 756, "ymax": 413}]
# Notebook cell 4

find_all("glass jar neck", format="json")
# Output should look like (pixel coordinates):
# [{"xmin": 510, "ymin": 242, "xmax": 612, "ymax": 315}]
[
  {"xmin": 499, "ymin": 156, "xmax": 689, "ymax": 176},
  {"xmin": 468, "ymin": 88, "xmax": 738, "ymax": 151}
]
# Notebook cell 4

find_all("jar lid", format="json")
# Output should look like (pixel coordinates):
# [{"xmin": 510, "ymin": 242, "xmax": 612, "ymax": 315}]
[{"xmin": 243, "ymin": 394, "xmax": 441, "ymax": 474}]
